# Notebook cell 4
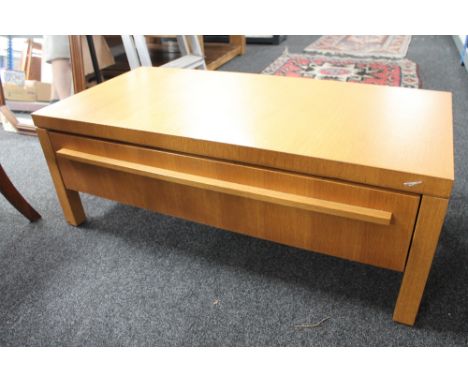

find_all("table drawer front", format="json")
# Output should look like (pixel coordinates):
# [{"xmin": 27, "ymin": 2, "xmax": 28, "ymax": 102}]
[{"xmin": 49, "ymin": 132, "xmax": 420, "ymax": 271}]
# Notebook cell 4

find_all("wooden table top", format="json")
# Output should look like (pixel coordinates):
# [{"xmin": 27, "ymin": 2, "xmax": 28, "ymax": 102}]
[{"xmin": 33, "ymin": 67, "xmax": 454, "ymax": 197}]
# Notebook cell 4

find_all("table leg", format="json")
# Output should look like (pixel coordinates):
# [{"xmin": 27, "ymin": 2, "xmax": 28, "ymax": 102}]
[
  {"xmin": 393, "ymin": 195, "xmax": 449, "ymax": 325},
  {"xmin": 37, "ymin": 128, "xmax": 86, "ymax": 226},
  {"xmin": 0, "ymin": 164, "xmax": 41, "ymax": 222},
  {"xmin": 0, "ymin": 74, "xmax": 6, "ymax": 106}
]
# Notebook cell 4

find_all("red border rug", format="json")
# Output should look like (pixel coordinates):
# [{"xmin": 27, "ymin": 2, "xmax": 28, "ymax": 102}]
[
  {"xmin": 262, "ymin": 52, "xmax": 421, "ymax": 88},
  {"xmin": 304, "ymin": 35, "xmax": 412, "ymax": 59}
]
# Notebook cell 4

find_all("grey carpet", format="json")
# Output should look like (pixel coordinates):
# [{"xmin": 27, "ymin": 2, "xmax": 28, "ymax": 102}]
[{"xmin": 1, "ymin": 36, "xmax": 467, "ymax": 346}]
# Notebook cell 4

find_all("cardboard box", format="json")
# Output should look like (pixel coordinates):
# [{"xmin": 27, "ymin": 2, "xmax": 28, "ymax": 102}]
[
  {"xmin": 2, "ymin": 81, "xmax": 52, "ymax": 102},
  {"xmin": 0, "ymin": 69, "xmax": 25, "ymax": 86},
  {"xmin": 3, "ymin": 83, "xmax": 36, "ymax": 102},
  {"xmin": 25, "ymin": 80, "xmax": 52, "ymax": 102}
]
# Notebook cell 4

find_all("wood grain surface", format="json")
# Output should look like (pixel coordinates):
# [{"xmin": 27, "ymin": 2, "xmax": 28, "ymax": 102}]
[
  {"xmin": 50, "ymin": 131, "xmax": 420, "ymax": 271},
  {"xmin": 37, "ymin": 128, "xmax": 86, "ymax": 225},
  {"xmin": 56, "ymin": 147, "xmax": 393, "ymax": 225},
  {"xmin": 32, "ymin": 67, "xmax": 454, "ymax": 198},
  {"xmin": 393, "ymin": 195, "xmax": 449, "ymax": 325}
]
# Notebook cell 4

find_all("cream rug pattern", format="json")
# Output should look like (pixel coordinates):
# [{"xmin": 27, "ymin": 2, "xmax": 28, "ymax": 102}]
[{"xmin": 304, "ymin": 35, "xmax": 412, "ymax": 59}]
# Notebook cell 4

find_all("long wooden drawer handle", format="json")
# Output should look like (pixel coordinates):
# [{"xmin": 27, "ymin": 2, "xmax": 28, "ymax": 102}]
[{"xmin": 56, "ymin": 148, "xmax": 392, "ymax": 225}]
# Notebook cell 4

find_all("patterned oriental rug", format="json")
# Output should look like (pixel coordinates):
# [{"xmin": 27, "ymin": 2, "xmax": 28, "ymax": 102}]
[
  {"xmin": 262, "ymin": 53, "xmax": 421, "ymax": 88},
  {"xmin": 304, "ymin": 35, "xmax": 412, "ymax": 59}
]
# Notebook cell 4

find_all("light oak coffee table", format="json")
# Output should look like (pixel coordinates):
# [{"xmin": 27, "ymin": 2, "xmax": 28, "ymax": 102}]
[{"xmin": 32, "ymin": 67, "xmax": 454, "ymax": 325}]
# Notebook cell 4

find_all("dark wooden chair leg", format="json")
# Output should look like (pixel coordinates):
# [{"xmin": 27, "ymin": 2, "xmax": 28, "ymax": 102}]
[
  {"xmin": 0, "ymin": 74, "xmax": 5, "ymax": 106},
  {"xmin": 0, "ymin": 164, "xmax": 41, "ymax": 222}
]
